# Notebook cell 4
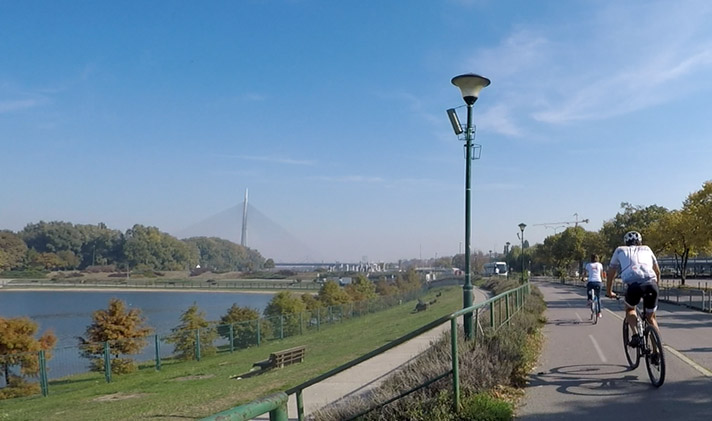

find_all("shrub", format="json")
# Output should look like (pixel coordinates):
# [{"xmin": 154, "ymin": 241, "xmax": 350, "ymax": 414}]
[{"xmin": 458, "ymin": 393, "xmax": 513, "ymax": 421}]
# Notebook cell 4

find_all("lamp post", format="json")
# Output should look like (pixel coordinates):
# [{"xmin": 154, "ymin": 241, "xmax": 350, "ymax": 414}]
[
  {"xmin": 448, "ymin": 73, "xmax": 490, "ymax": 339},
  {"xmin": 518, "ymin": 223, "xmax": 527, "ymax": 283}
]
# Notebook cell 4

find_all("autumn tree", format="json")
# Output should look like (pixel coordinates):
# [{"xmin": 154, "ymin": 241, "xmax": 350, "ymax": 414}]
[
  {"xmin": 218, "ymin": 304, "xmax": 260, "ymax": 349},
  {"xmin": 167, "ymin": 303, "xmax": 217, "ymax": 360},
  {"xmin": 0, "ymin": 317, "xmax": 56, "ymax": 399},
  {"xmin": 646, "ymin": 182, "xmax": 712, "ymax": 284},
  {"xmin": 264, "ymin": 292, "xmax": 306, "ymax": 337},
  {"xmin": 0, "ymin": 231, "xmax": 27, "ymax": 271},
  {"xmin": 345, "ymin": 274, "xmax": 378, "ymax": 302},
  {"xmin": 79, "ymin": 299, "xmax": 152, "ymax": 374}
]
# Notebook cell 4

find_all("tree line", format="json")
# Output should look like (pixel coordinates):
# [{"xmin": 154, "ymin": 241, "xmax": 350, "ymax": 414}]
[
  {"xmin": 0, "ymin": 221, "xmax": 266, "ymax": 274},
  {"xmin": 500, "ymin": 181, "xmax": 712, "ymax": 285}
]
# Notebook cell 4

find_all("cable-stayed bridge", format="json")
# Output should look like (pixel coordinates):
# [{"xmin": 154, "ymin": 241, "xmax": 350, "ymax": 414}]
[{"xmin": 174, "ymin": 201, "xmax": 322, "ymax": 263}]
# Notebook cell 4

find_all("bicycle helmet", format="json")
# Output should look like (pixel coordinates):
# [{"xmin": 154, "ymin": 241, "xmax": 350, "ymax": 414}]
[{"xmin": 623, "ymin": 231, "xmax": 642, "ymax": 246}]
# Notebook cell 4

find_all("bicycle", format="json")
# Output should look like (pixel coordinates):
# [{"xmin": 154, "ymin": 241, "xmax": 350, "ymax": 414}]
[
  {"xmin": 587, "ymin": 284, "xmax": 602, "ymax": 324},
  {"xmin": 614, "ymin": 295, "xmax": 666, "ymax": 387}
]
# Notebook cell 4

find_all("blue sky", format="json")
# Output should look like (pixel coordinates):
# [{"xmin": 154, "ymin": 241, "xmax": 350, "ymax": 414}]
[{"xmin": 2, "ymin": 0, "xmax": 712, "ymax": 263}]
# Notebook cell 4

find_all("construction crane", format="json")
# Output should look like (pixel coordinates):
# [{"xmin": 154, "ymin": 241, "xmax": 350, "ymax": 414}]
[{"xmin": 532, "ymin": 213, "xmax": 590, "ymax": 229}]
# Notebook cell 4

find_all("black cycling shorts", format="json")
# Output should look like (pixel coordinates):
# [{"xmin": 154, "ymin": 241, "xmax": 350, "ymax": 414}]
[{"xmin": 624, "ymin": 281, "xmax": 659, "ymax": 311}]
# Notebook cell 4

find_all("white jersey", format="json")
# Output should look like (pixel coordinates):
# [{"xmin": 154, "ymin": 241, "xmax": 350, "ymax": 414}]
[
  {"xmin": 609, "ymin": 245, "xmax": 658, "ymax": 284},
  {"xmin": 584, "ymin": 262, "xmax": 604, "ymax": 283}
]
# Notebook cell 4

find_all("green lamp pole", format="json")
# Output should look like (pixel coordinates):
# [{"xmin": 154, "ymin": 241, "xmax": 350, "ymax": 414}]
[
  {"xmin": 519, "ymin": 223, "xmax": 527, "ymax": 283},
  {"xmin": 449, "ymin": 73, "xmax": 490, "ymax": 339}
]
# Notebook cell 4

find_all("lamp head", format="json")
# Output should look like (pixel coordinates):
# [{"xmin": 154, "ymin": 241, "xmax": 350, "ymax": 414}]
[
  {"xmin": 518, "ymin": 223, "xmax": 527, "ymax": 232},
  {"xmin": 451, "ymin": 73, "xmax": 491, "ymax": 105}
]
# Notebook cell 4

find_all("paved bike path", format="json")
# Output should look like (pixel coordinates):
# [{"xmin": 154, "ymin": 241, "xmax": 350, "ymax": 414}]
[{"xmin": 517, "ymin": 281, "xmax": 712, "ymax": 420}]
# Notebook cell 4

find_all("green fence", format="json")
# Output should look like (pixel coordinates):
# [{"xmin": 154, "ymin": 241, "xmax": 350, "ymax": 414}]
[
  {"xmin": 202, "ymin": 283, "xmax": 531, "ymax": 421},
  {"xmin": 0, "ymin": 289, "xmax": 423, "ymax": 399}
]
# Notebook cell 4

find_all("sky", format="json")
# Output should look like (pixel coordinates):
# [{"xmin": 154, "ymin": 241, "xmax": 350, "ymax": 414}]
[{"xmin": 2, "ymin": 0, "xmax": 712, "ymax": 263}]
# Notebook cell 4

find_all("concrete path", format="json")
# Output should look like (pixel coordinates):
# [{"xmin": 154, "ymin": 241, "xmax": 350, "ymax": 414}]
[
  {"xmin": 517, "ymin": 280, "xmax": 712, "ymax": 420},
  {"xmin": 256, "ymin": 288, "xmax": 489, "ymax": 420}
]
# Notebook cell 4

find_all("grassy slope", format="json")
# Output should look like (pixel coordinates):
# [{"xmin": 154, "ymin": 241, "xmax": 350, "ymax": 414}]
[{"xmin": 1, "ymin": 287, "xmax": 462, "ymax": 421}]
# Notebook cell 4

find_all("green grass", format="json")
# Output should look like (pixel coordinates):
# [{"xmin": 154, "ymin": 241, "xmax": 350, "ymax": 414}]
[{"xmin": 1, "ymin": 287, "xmax": 462, "ymax": 421}]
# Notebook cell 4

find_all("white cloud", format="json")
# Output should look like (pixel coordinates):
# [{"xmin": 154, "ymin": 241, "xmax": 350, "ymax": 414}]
[{"xmin": 468, "ymin": 1, "xmax": 712, "ymax": 127}]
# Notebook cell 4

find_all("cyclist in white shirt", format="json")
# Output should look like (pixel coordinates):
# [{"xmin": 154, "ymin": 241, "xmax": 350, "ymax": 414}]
[
  {"xmin": 606, "ymin": 231, "xmax": 661, "ymax": 347},
  {"xmin": 583, "ymin": 254, "xmax": 604, "ymax": 318}
]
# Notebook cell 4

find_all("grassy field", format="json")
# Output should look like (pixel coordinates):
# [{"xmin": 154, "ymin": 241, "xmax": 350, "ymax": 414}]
[{"xmin": 1, "ymin": 287, "xmax": 462, "ymax": 421}]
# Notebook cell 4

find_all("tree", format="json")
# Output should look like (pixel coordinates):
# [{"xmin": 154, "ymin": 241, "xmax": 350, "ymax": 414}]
[
  {"xmin": 0, "ymin": 317, "xmax": 56, "ymax": 399},
  {"xmin": 124, "ymin": 225, "xmax": 199, "ymax": 271},
  {"xmin": 395, "ymin": 268, "xmax": 422, "ymax": 293},
  {"xmin": 264, "ymin": 258, "xmax": 275, "ymax": 269},
  {"xmin": 646, "ymin": 183, "xmax": 712, "ymax": 284},
  {"xmin": 301, "ymin": 293, "xmax": 322, "ymax": 311},
  {"xmin": 264, "ymin": 292, "xmax": 306, "ymax": 337},
  {"xmin": 599, "ymin": 202, "xmax": 669, "ymax": 257},
  {"xmin": 167, "ymin": 303, "xmax": 217, "ymax": 360},
  {"xmin": 318, "ymin": 281, "xmax": 352, "ymax": 307},
  {"xmin": 183, "ymin": 236, "xmax": 264, "ymax": 272},
  {"xmin": 79, "ymin": 299, "xmax": 152, "ymax": 374},
  {"xmin": 0, "ymin": 231, "xmax": 27, "ymax": 271},
  {"xmin": 682, "ymin": 180, "xmax": 712, "ymax": 250},
  {"xmin": 218, "ymin": 304, "xmax": 260, "ymax": 349},
  {"xmin": 345, "ymin": 274, "xmax": 378, "ymax": 302},
  {"xmin": 375, "ymin": 277, "xmax": 399, "ymax": 296}
]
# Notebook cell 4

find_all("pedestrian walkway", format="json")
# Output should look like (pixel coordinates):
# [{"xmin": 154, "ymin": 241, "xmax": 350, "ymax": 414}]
[{"xmin": 256, "ymin": 288, "xmax": 489, "ymax": 420}]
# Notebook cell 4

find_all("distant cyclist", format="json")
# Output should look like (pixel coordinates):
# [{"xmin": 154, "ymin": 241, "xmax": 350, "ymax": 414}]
[
  {"xmin": 606, "ymin": 231, "xmax": 661, "ymax": 347},
  {"xmin": 583, "ymin": 254, "xmax": 604, "ymax": 318}
]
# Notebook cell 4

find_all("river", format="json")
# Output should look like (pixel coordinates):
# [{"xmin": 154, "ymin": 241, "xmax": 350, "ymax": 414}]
[{"xmin": 0, "ymin": 289, "xmax": 275, "ymax": 380}]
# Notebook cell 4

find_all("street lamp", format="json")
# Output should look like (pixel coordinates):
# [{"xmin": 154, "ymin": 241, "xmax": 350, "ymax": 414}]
[
  {"xmin": 518, "ymin": 223, "xmax": 527, "ymax": 283},
  {"xmin": 448, "ymin": 73, "xmax": 490, "ymax": 339}
]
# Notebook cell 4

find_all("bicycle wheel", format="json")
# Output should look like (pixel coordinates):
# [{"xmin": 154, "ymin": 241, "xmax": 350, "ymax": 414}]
[
  {"xmin": 591, "ymin": 299, "xmax": 598, "ymax": 324},
  {"xmin": 644, "ymin": 326, "xmax": 666, "ymax": 387},
  {"xmin": 623, "ymin": 320, "xmax": 640, "ymax": 368}
]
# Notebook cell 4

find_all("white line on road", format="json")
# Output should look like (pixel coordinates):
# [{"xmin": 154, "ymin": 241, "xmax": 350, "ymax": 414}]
[
  {"xmin": 588, "ymin": 334, "xmax": 607, "ymax": 363},
  {"xmin": 664, "ymin": 345, "xmax": 712, "ymax": 378},
  {"xmin": 575, "ymin": 312, "xmax": 582, "ymax": 322},
  {"xmin": 604, "ymin": 308, "xmax": 712, "ymax": 378}
]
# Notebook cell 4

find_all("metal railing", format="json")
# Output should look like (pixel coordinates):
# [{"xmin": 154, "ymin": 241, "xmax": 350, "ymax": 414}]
[
  {"xmin": 541, "ymin": 276, "xmax": 712, "ymax": 312},
  {"xmin": 202, "ymin": 283, "xmax": 531, "ymax": 421}
]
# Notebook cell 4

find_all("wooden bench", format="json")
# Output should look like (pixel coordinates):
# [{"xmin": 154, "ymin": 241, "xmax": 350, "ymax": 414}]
[{"xmin": 252, "ymin": 346, "xmax": 306, "ymax": 371}]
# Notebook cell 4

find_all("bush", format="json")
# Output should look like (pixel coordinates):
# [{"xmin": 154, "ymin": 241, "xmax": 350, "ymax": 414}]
[
  {"xmin": 0, "ymin": 376, "xmax": 40, "ymax": 400},
  {"xmin": 458, "ymin": 393, "xmax": 513, "ymax": 421}
]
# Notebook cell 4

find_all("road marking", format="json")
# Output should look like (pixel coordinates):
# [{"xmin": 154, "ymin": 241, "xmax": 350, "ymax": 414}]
[
  {"xmin": 664, "ymin": 346, "xmax": 712, "ymax": 377},
  {"xmin": 589, "ymin": 334, "xmax": 607, "ymax": 363},
  {"xmin": 604, "ymin": 308, "xmax": 712, "ymax": 378},
  {"xmin": 575, "ymin": 312, "xmax": 582, "ymax": 322}
]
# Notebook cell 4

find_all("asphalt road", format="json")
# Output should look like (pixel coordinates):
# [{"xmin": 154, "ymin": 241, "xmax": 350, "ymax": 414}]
[{"xmin": 517, "ymin": 280, "xmax": 712, "ymax": 420}]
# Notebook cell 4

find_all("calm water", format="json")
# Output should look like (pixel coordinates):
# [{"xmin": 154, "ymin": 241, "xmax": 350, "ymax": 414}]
[{"xmin": 0, "ymin": 290, "xmax": 275, "ymax": 347}]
